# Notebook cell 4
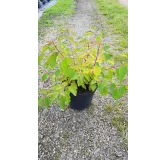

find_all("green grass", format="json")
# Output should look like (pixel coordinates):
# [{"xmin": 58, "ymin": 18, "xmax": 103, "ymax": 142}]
[
  {"xmin": 38, "ymin": 0, "xmax": 76, "ymax": 37},
  {"xmin": 96, "ymin": 0, "xmax": 128, "ymax": 50},
  {"xmin": 87, "ymin": 103, "xmax": 95, "ymax": 115},
  {"xmin": 104, "ymin": 102, "xmax": 128, "ymax": 150},
  {"xmin": 104, "ymin": 104, "xmax": 113, "ymax": 112},
  {"xmin": 62, "ymin": 131, "xmax": 72, "ymax": 139}
]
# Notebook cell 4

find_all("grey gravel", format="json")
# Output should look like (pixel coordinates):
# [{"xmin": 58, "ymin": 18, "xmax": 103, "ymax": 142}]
[
  {"xmin": 118, "ymin": 0, "xmax": 128, "ymax": 7},
  {"xmin": 38, "ymin": 91, "xmax": 128, "ymax": 160},
  {"xmin": 38, "ymin": 0, "xmax": 128, "ymax": 159}
]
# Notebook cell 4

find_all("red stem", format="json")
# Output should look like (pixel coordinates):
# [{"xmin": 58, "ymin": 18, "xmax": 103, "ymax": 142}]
[
  {"xmin": 54, "ymin": 45, "xmax": 64, "ymax": 58},
  {"xmin": 84, "ymin": 43, "xmax": 90, "ymax": 62},
  {"xmin": 94, "ymin": 44, "xmax": 101, "ymax": 67}
]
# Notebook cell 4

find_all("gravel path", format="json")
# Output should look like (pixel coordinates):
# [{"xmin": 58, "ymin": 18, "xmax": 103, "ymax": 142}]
[
  {"xmin": 38, "ymin": 0, "xmax": 128, "ymax": 159},
  {"xmin": 119, "ymin": 0, "xmax": 128, "ymax": 7}
]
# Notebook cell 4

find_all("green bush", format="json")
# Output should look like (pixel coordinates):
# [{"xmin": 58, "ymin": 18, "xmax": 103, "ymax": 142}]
[{"xmin": 38, "ymin": 29, "xmax": 128, "ymax": 110}]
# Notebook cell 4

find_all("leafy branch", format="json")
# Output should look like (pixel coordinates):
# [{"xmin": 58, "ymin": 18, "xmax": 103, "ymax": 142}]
[
  {"xmin": 94, "ymin": 43, "xmax": 101, "ymax": 67},
  {"xmin": 38, "ymin": 29, "xmax": 128, "ymax": 110}
]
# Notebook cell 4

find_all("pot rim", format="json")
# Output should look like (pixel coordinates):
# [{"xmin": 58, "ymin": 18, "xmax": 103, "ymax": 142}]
[{"xmin": 71, "ymin": 87, "xmax": 97, "ymax": 96}]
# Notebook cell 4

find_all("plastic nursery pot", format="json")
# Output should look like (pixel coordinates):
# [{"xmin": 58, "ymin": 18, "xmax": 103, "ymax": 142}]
[{"xmin": 70, "ymin": 87, "xmax": 96, "ymax": 111}]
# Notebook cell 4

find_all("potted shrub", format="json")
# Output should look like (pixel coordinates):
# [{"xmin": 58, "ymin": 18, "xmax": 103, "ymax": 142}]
[{"xmin": 38, "ymin": 28, "xmax": 128, "ymax": 111}]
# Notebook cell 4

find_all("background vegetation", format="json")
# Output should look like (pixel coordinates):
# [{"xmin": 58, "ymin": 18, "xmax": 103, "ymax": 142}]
[
  {"xmin": 96, "ymin": 0, "xmax": 128, "ymax": 51},
  {"xmin": 38, "ymin": 0, "xmax": 76, "ymax": 37}
]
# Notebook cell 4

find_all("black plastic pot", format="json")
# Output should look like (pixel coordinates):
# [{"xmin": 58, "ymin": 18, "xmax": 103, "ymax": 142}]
[{"xmin": 70, "ymin": 87, "xmax": 96, "ymax": 111}]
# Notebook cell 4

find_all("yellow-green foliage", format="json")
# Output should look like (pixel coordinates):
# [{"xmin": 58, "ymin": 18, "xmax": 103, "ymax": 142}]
[{"xmin": 38, "ymin": 29, "xmax": 128, "ymax": 110}]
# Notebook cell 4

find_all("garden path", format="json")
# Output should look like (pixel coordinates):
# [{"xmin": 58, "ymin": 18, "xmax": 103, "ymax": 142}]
[
  {"xmin": 38, "ymin": 0, "xmax": 128, "ymax": 160},
  {"xmin": 119, "ymin": 0, "xmax": 128, "ymax": 7}
]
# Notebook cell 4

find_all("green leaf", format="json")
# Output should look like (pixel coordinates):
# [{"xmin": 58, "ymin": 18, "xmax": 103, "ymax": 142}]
[
  {"xmin": 58, "ymin": 96, "xmax": 66, "ymax": 111},
  {"xmin": 118, "ymin": 86, "xmax": 127, "ymax": 98},
  {"xmin": 89, "ymin": 83, "xmax": 97, "ymax": 92},
  {"xmin": 44, "ymin": 62, "xmax": 48, "ymax": 68},
  {"xmin": 42, "ymin": 73, "xmax": 48, "ymax": 81},
  {"xmin": 85, "ymin": 31, "xmax": 94, "ymax": 37},
  {"xmin": 116, "ymin": 65, "xmax": 128, "ymax": 81},
  {"xmin": 44, "ymin": 52, "xmax": 58, "ymax": 69},
  {"xmin": 110, "ymin": 84, "xmax": 127, "ymax": 100},
  {"xmin": 104, "ymin": 54, "xmax": 111, "ymax": 60},
  {"xmin": 68, "ymin": 82, "xmax": 77, "ymax": 96},
  {"xmin": 84, "ymin": 75, "xmax": 90, "ymax": 81},
  {"xmin": 60, "ymin": 58, "xmax": 72, "ymax": 70},
  {"xmin": 98, "ymin": 81, "xmax": 108, "ymax": 96},
  {"xmin": 64, "ymin": 90, "xmax": 71, "ymax": 105},
  {"xmin": 70, "ymin": 73, "xmax": 79, "ymax": 81},
  {"xmin": 53, "ymin": 84, "xmax": 64, "ymax": 91},
  {"xmin": 38, "ymin": 97, "xmax": 43, "ymax": 108},
  {"xmin": 60, "ymin": 58, "xmax": 76, "ymax": 78},
  {"xmin": 40, "ymin": 45, "xmax": 49, "ymax": 54},
  {"xmin": 65, "ymin": 48, "xmax": 70, "ymax": 52},
  {"xmin": 38, "ymin": 55, "xmax": 44, "ymax": 65},
  {"xmin": 108, "ymin": 59, "xmax": 114, "ymax": 65},
  {"xmin": 104, "ymin": 45, "xmax": 110, "ymax": 51},
  {"xmin": 60, "ymin": 91, "xmax": 66, "ymax": 96},
  {"xmin": 96, "ymin": 62, "xmax": 100, "ymax": 66},
  {"xmin": 67, "ymin": 69, "xmax": 77, "ymax": 79},
  {"xmin": 101, "ymin": 72, "xmax": 105, "ymax": 78},
  {"xmin": 39, "ymin": 89, "xmax": 47, "ymax": 94},
  {"xmin": 44, "ymin": 97, "xmax": 50, "ymax": 108},
  {"xmin": 48, "ymin": 44, "xmax": 55, "ymax": 52},
  {"xmin": 49, "ymin": 93, "xmax": 58, "ymax": 103},
  {"xmin": 96, "ymin": 35, "xmax": 101, "ymax": 42},
  {"xmin": 70, "ymin": 37, "xmax": 74, "ymax": 42},
  {"xmin": 50, "ymin": 73, "xmax": 55, "ymax": 81},
  {"xmin": 77, "ymin": 76, "xmax": 86, "ymax": 89},
  {"xmin": 55, "ymin": 69, "xmax": 61, "ymax": 77},
  {"xmin": 106, "ymin": 69, "xmax": 113, "ymax": 79},
  {"xmin": 62, "ymin": 82, "xmax": 68, "ymax": 87},
  {"xmin": 83, "ymin": 77, "xmax": 89, "ymax": 84},
  {"xmin": 90, "ymin": 80, "xmax": 97, "ymax": 85},
  {"xmin": 110, "ymin": 83, "xmax": 119, "ymax": 99},
  {"xmin": 94, "ymin": 66, "xmax": 101, "ymax": 76},
  {"xmin": 102, "ymin": 87, "xmax": 108, "ymax": 96}
]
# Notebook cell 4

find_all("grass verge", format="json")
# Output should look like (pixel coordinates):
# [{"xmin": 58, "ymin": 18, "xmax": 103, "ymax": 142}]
[
  {"xmin": 38, "ymin": 0, "xmax": 76, "ymax": 37},
  {"xmin": 96, "ymin": 0, "xmax": 128, "ymax": 51},
  {"xmin": 97, "ymin": 1, "xmax": 128, "ymax": 146},
  {"xmin": 104, "ymin": 102, "xmax": 128, "ymax": 150}
]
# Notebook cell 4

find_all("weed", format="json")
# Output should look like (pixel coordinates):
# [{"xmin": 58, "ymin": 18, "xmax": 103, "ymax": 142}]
[
  {"xmin": 104, "ymin": 104, "xmax": 113, "ymax": 112},
  {"xmin": 54, "ymin": 148, "xmax": 61, "ymax": 160},
  {"xmin": 104, "ymin": 101, "xmax": 128, "ymax": 150},
  {"xmin": 62, "ymin": 132, "xmax": 71, "ymax": 140}
]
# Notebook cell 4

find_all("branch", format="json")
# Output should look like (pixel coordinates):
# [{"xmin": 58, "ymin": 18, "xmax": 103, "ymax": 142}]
[
  {"xmin": 105, "ymin": 66, "xmax": 118, "ymax": 70},
  {"xmin": 92, "ymin": 29, "xmax": 98, "ymax": 45},
  {"xmin": 105, "ymin": 65, "xmax": 123, "ymax": 70},
  {"xmin": 84, "ymin": 43, "xmax": 90, "ymax": 62},
  {"xmin": 94, "ymin": 44, "xmax": 101, "ymax": 67},
  {"xmin": 54, "ymin": 45, "xmax": 64, "ymax": 58}
]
